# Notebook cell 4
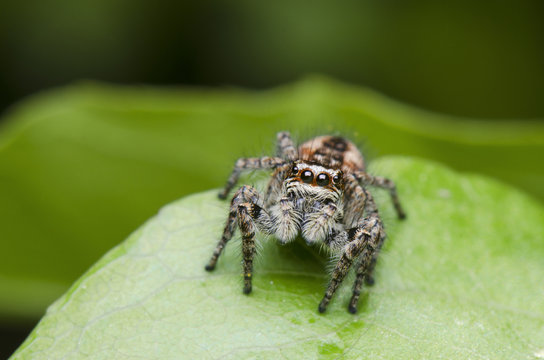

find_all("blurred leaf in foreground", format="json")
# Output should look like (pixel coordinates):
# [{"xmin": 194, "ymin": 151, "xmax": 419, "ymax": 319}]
[
  {"xmin": 11, "ymin": 157, "xmax": 544, "ymax": 359},
  {"xmin": 1, "ymin": 77, "xmax": 543, "ymax": 320}
]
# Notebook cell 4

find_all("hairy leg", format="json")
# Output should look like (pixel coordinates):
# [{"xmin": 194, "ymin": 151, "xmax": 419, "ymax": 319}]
[
  {"xmin": 342, "ymin": 174, "xmax": 372, "ymax": 228},
  {"xmin": 237, "ymin": 202, "xmax": 258, "ymax": 294},
  {"xmin": 264, "ymin": 163, "xmax": 292, "ymax": 207},
  {"xmin": 354, "ymin": 171, "xmax": 406, "ymax": 219},
  {"xmin": 319, "ymin": 215, "xmax": 383, "ymax": 313},
  {"xmin": 206, "ymin": 185, "xmax": 270, "ymax": 271},
  {"xmin": 218, "ymin": 157, "xmax": 285, "ymax": 199},
  {"xmin": 276, "ymin": 131, "xmax": 298, "ymax": 161},
  {"xmin": 301, "ymin": 202, "xmax": 338, "ymax": 244},
  {"xmin": 320, "ymin": 177, "xmax": 385, "ymax": 313},
  {"xmin": 346, "ymin": 182, "xmax": 386, "ymax": 295},
  {"xmin": 348, "ymin": 220, "xmax": 384, "ymax": 313}
]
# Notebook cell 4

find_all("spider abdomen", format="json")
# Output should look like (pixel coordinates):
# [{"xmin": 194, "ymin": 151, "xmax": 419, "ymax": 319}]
[{"xmin": 298, "ymin": 135, "xmax": 365, "ymax": 172}]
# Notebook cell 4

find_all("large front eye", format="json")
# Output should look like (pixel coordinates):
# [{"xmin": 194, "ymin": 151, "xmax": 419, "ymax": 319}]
[
  {"xmin": 301, "ymin": 170, "xmax": 314, "ymax": 184},
  {"xmin": 316, "ymin": 173, "xmax": 330, "ymax": 186}
]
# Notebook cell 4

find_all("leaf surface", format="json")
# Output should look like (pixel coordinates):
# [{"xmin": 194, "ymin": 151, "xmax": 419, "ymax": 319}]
[
  {"xmin": 11, "ymin": 157, "xmax": 544, "ymax": 359},
  {"xmin": 1, "ymin": 77, "xmax": 544, "ymax": 318}
]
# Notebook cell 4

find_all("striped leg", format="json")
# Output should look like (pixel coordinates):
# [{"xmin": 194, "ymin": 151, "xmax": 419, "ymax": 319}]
[
  {"xmin": 238, "ymin": 202, "xmax": 258, "ymax": 294},
  {"xmin": 218, "ymin": 157, "xmax": 285, "ymax": 199},
  {"xmin": 276, "ymin": 131, "xmax": 298, "ymax": 160},
  {"xmin": 349, "ymin": 227, "xmax": 385, "ymax": 313},
  {"xmin": 357, "ymin": 186, "xmax": 384, "ymax": 288},
  {"xmin": 345, "ymin": 183, "xmax": 385, "ymax": 312},
  {"xmin": 206, "ymin": 185, "xmax": 270, "ymax": 271},
  {"xmin": 354, "ymin": 171, "xmax": 406, "ymax": 219},
  {"xmin": 301, "ymin": 202, "xmax": 338, "ymax": 244},
  {"xmin": 318, "ymin": 215, "xmax": 383, "ymax": 313},
  {"xmin": 264, "ymin": 163, "xmax": 292, "ymax": 207}
]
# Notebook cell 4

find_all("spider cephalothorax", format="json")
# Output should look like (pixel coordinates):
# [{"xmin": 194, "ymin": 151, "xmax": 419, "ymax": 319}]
[
  {"xmin": 205, "ymin": 132, "xmax": 405, "ymax": 313},
  {"xmin": 278, "ymin": 161, "xmax": 345, "ymax": 245}
]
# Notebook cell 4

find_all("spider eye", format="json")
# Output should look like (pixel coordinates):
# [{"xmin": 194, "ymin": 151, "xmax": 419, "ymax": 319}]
[
  {"xmin": 291, "ymin": 164, "xmax": 299, "ymax": 174},
  {"xmin": 316, "ymin": 173, "xmax": 330, "ymax": 186},
  {"xmin": 301, "ymin": 170, "xmax": 314, "ymax": 184},
  {"xmin": 333, "ymin": 173, "xmax": 341, "ymax": 184}
]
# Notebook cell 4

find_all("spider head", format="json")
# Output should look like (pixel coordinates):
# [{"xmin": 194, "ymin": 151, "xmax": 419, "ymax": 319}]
[{"xmin": 288, "ymin": 161, "xmax": 343, "ymax": 194}]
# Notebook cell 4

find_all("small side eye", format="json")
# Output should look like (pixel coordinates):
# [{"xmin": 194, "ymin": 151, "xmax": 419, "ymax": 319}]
[
  {"xmin": 333, "ymin": 172, "xmax": 342, "ymax": 184},
  {"xmin": 291, "ymin": 164, "xmax": 299, "ymax": 174},
  {"xmin": 316, "ymin": 173, "xmax": 330, "ymax": 186},
  {"xmin": 301, "ymin": 170, "xmax": 314, "ymax": 184}
]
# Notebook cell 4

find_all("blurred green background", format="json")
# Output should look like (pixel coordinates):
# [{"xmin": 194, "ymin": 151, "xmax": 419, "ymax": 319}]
[
  {"xmin": 1, "ymin": 1, "xmax": 544, "ymax": 357},
  {"xmin": 2, "ymin": 0, "xmax": 544, "ymax": 118}
]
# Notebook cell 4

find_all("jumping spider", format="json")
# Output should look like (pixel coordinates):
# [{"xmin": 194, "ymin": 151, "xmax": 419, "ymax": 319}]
[{"xmin": 205, "ymin": 131, "xmax": 406, "ymax": 314}]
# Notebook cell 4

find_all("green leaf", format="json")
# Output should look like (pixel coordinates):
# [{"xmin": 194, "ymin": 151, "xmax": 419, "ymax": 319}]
[
  {"xmin": 11, "ymin": 157, "xmax": 544, "ymax": 359},
  {"xmin": 1, "ymin": 77, "xmax": 544, "ymax": 320}
]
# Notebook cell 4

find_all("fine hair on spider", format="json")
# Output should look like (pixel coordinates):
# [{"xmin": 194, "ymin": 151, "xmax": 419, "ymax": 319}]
[{"xmin": 205, "ymin": 131, "xmax": 406, "ymax": 314}]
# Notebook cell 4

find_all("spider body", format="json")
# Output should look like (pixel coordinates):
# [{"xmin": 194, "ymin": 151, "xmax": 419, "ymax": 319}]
[{"xmin": 205, "ymin": 132, "xmax": 405, "ymax": 313}]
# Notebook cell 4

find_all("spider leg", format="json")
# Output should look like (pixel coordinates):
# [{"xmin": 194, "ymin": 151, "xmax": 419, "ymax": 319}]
[
  {"xmin": 276, "ymin": 131, "xmax": 298, "ymax": 161},
  {"xmin": 346, "ymin": 177, "xmax": 386, "ymax": 302},
  {"xmin": 319, "ymin": 176, "xmax": 385, "ymax": 313},
  {"xmin": 302, "ymin": 202, "xmax": 338, "ymax": 244},
  {"xmin": 264, "ymin": 163, "xmax": 292, "ymax": 207},
  {"xmin": 348, "ymin": 208, "xmax": 385, "ymax": 315},
  {"xmin": 206, "ymin": 185, "xmax": 271, "ymax": 271},
  {"xmin": 218, "ymin": 157, "xmax": 285, "ymax": 199},
  {"xmin": 318, "ymin": 215, "xmax": 383, "ymax": 313},
  {"xmin": 354, "ymin": 171, "xmax": 406, "ymax": 219},
  {"xmin": 360, "ymin": 238, "xmax": 383, "ymax": 286},
  {"xmin": 347, "ymin": 221, "xmax": 384, "ymax": 314},
  {"xmin": 237, "ymin": 201, "xmax": 261, "ymax": 294},
  {"xmin": 356, "ymin": 186, "xmax": 385, "ymax": 289}
]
